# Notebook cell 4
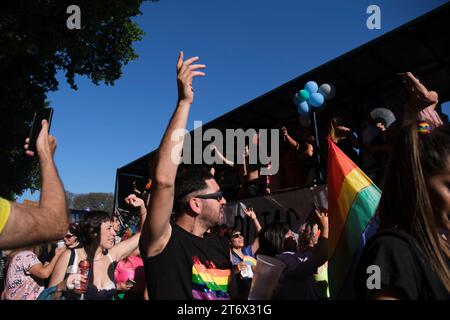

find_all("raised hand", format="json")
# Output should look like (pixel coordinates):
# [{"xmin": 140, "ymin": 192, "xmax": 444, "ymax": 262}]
[
  {"xmin": 332, "ymin": 125, "xmax": 350, "ymax": 143},
  {"xmin": 176, "ymin": 51, "xmax": 206, "ymax": 105},
  {"xmin": 24, "ymin": 120, "xmax": 56, "ymax": 159},
  {"xmin": 125, "ymin": 194, "xmax": 145, "ymax": 209},
  {"xmin": 315, "ymin": 207, "xmax": 329, "ymax": 230},
  {"xmin": 54, "ymin": 246, "xmax": 66, "ymax": 257},
  {"xmin": 400, "ymin": 72, "xmax": 438, "ymax": 107},
  {"xmin": 243, "ymin": 207, "xmax": 257, "ymax": 220}
]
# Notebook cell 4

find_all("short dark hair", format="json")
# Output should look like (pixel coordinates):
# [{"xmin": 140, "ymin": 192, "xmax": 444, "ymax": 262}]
[
  {"xmin": 77, "ymin": 211, "xmax": 112, "ymax": 246},
  {"xmin": 225, "ymin": 228, "xmax": 241, "ymax": 240},
  {"xmin": 258, "ymin": 221, "xmax": 290, "ymax": 256},
  {"xmin": 173, "ymin": 166, "xmax": 214, "ymax": 216}
]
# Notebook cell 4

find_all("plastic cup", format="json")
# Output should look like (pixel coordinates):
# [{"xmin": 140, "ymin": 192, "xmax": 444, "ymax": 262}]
[{"xmin": 248, "ymin": 255, "xmax": 286, "ymax": 300}]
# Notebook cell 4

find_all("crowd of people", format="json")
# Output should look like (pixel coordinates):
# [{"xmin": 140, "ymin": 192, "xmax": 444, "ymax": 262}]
[{"xmin": 0, "ymin": 52, "xmax": 448, "ymax": 300}]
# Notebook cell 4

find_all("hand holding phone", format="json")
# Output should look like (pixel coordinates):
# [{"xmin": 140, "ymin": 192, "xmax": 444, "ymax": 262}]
[{"xmin": 27, "ymin": 108, "xmax": 53, "ymax": 154}]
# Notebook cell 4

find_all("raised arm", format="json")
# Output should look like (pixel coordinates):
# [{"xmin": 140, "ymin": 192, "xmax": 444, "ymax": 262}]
[
  {"xmin": 281, "ymin": 126, "xmax": 300, "ymax": 150},
  {"xmin": 140, "ymin": 52, "xmax": 205, "ymax": 257},
  {"xmin": 312, "ymin": 208, "xmax": 329, "ymax": 269},
  {"xmin": 243, "ymin": 207, "xmax": 262, "ymax": 254},
  {"xmin": 29, "ymin": 247, "xmax": 66, "ymax": 279},
  {"xmin": 48, "ymin": 249, "xmax": 72, "ymax": 288},
  {"xmin": 112, "ymin": 194, "xmax": 147, "ymax": 261},
  {"xmin": 0, "ymin": 120, "xmax": 68, "ymax": 249},
  {"xmin": 402, "ymin": 72, "xmax": 438, "ymax": 108},
  {"xmin": 211, "ymin": 145, "xmax": 234, "ymax": 167}
]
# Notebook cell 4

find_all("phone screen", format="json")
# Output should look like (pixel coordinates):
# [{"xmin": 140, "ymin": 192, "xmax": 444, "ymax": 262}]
[{"xmin": 28, "ymin": 108, "xmax": 53, "ymax": 153}]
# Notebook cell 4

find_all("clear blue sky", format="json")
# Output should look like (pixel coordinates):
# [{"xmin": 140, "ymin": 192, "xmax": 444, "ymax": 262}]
[{"xmin": 19, "ymin": 0, "xmax": 448, "ymax": 202}]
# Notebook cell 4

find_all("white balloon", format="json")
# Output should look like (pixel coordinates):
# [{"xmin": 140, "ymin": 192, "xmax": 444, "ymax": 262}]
[{"xmin": 318, "ymin": 83, "xmax": 336, "ymax": 100}]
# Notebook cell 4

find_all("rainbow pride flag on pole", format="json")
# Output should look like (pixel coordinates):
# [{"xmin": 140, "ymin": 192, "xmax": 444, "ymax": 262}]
[{"xmin": 327, "ymin": 137, "xmax": 381, "ymax": 299}]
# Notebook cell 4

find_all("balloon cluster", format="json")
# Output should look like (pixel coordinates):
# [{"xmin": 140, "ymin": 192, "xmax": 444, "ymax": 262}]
[{"xmin": 293, "ymin": 81, "xmax": 335, "ymax": 116}]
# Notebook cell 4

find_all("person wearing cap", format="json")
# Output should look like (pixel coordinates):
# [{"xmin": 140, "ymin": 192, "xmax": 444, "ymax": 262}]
[
  {"xmin": 370, "ymin": 108, "xmax": 396, "ymax": 133},
  {"xmin": 368, "ymin": 108, "xmax": 397, "ymax": 188},
  {"xmin": 0, "ymin": 120, "xmax": 68, "ymax": 250}
]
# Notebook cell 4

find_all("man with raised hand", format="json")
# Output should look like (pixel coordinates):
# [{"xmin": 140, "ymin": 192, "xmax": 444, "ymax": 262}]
[
  {"xmin": 0, "ymin": 120, "xmax": 68, "ymax": 249},
  {"xmin": 140, "ymin": 52, "xmax": 233, "ymax": 300}
]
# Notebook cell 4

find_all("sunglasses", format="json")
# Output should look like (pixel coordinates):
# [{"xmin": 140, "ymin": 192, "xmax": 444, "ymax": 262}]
[
  {"xmin": 231, "ymin": 233, "xmax": 242, "ymax": 239},
  {"xmin": 195, "ymin": 191, "xmax": 223, "ymax": 201}
]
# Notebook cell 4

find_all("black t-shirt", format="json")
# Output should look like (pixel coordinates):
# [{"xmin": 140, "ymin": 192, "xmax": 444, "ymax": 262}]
[
  {"xmin": 355, "ymin": 228, "xmax": 450, "ymax": 300},
  {"xmin": 141, "ymin": 222, "xmax": 233, "ymax": 300},
  {"xmin": 274, "ymin": 251, "xmax": 318, "ymax": 300}
]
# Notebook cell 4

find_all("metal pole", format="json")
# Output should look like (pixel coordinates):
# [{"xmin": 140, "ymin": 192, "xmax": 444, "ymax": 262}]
[{"xmin": 312, "ymin": 112, "xmax": 324, "ymax": 184}]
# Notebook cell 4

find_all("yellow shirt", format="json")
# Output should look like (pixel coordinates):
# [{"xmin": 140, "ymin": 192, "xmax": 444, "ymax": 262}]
[
  {"xmin": 0, "ymin": 197, "xmax": 11, "ymax": 234},
  {"xmin": 314, "ymin": 264, "xmax": 330, "ymax": 299}
]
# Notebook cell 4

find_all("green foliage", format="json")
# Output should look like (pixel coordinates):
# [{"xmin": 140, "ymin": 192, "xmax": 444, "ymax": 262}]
[
  {"xmin": 69, "ymin": 192, "xmax": 114, "ymax": 213},
  {"xmin": 0, "ymin": 0, "xmax": 157, "ymax": 199}
]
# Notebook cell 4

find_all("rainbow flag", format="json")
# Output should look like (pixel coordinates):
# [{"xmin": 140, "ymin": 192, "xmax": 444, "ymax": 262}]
[
  {"xmin": 327, "ymin": 137, "xmax": 381, "ymax": 299},
  {"xmin": 191, "ymin": 257, "xmax": 231, "ymax": 300},
  {"xmin": 243, "ymin": 256, "xmax": 257, "ymax": 266}
]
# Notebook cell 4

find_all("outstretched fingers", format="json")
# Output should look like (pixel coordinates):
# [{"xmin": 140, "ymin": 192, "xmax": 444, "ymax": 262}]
[
  {"xmin": 180, "ymin": 63, "xmax": 206, "ymax": 78},
  {"xmin": 178, "ymin": 56, "xmax": 200, "ymax": 74}
]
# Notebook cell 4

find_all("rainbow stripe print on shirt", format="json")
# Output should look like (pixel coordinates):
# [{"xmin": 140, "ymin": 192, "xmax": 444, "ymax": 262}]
[{"xmin": 192, "ymin": 256, "xmax": 231, "ymax": 300}]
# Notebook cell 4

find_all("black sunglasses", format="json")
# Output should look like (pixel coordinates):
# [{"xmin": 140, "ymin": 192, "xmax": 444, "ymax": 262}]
[{"xmin": 195, "ymin": 191, "xmax": 223, "ymax": 201}]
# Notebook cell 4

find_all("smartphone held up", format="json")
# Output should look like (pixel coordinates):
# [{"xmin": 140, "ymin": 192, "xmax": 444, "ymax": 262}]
[{"xmin": 28, "ymin": 107, "xmax": 53, "ymax": 154}]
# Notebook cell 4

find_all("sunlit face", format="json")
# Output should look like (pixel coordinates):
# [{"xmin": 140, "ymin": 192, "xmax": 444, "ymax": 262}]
[
  {"xmin": 100, "ymin": 220, "xmax": 117, "ymax": 250},
  {"xmin": 428, "ymin": 159, "xmax": 450, "ymax": 232},
  {"xmin": 230, "ymin": 232, "xmax": 245, "ymax": 249},
  {"xmin": 198, "ymin": 179, "xmax": 227, "ymax": 228},
  {"xmin": 112, "ymin": 217, "xmax": 121, "ymax": 233},
  {"xmin": 64, "ymin": 234, "xmax": 77, "ymax": 247}
]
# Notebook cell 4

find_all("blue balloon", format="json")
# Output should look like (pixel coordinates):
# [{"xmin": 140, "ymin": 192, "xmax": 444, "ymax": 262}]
[
  {"xmin": 297, "ymin": 100, "xmax": 310, "ymax": 116},
  {"xmin": 309, "ymin": 92, "xmax": 325, "ymax": 108},
  {"xmin": 304, "ymin": 81, "xmax": 318, "ymax": 94}
]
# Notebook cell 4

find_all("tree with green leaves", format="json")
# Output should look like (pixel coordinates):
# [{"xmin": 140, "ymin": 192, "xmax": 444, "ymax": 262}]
[
  {"xmin": 70, "ymin": 192, "xmax": 114, "ymax": 213},
  {"xmin": 0, "ymin": 0, "xmax": 157, "ymax": 199}
]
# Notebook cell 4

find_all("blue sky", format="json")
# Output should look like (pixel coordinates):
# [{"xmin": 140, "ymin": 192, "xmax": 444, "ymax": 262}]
[{"xmin": 19, "ymin": 0, "xmax": 449, "ymax": 202}]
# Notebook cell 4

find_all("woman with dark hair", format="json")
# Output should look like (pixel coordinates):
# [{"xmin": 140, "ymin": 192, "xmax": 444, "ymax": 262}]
[
  {"xmin": 47, "ymin": 194, "xmax": 146, "ymax": 300},
  {"xmin": 356, "ymin": 122, "xmax": 450, "ymax": 300},
  {"xmin": 257, "ymin": 208, "xmax": 328, "ymax": 300},
  {"xmin": 228, "ymin": 207, "xmax": 261, "ymax": 269},
  {"xmin": 225, "ymin": 207, "xmax": 261, "ymax": 299},
  {"xmin": 63, "ymin": 223, "xmax": 82, "ymax": 249}
]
